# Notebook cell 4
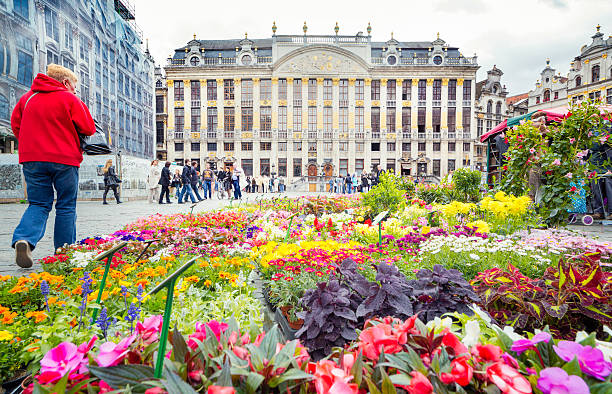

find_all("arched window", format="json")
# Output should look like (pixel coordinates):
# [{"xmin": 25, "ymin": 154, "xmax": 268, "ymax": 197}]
[
  {"xmin": 0, "ymin": 41, "xmax": 4, "ymax": 74},
  {"xmin": 0, "ymin": 94, "xmax": 8, "ymax": 120},
  {"xmin": 543, "ymin": 89, "xmax": 550, "ymax": 102},
  {"xmin": 592, "ymin": 65, "xmax": 600, "ymax": 83},
  {"xmin": 156, "ymin": 80, "xmax": 162, "ymax": 88},
  {"xmin": 495, "ymin": 101, "xmax": 502, "ymax": 114},
  {"xmin": 486, "ymin": 100, "xmax": 492, "ymax": 114},
  {"xmin": 576, "ymin": 76, "xmax": 582, "ymax": 87}
]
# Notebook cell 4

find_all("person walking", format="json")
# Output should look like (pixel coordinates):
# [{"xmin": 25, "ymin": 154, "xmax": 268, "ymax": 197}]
[
  {"xmin": 158, "ymin": 161, "xmax": 172, "ymax": 204},
  {"xmin": 329, "ymin": 176, "xmax": 334, "ymax": 193},
  {"xmin": 190, "ymin": 161, "xmax": 204, "ymax": 201},
  {"xmin": 279, "ymin": 176, "xmax": 285, "ymax": 192},
  {"xmin": 147, "ymin": 159, "xmax": 161, "ymax": 203},
  {"xmin": 177, "ymin": 162, "xmax": 197, "ymax": 204},
  {"xmin": 171, "ymin": 169, "xmax": 181, "ymax": 199},
  {"xmin": 10, "ymin": 64, "xmax": 96, "ymax": 267},
  {"xmin": 251, "ymin": 176, "xmax": 258, "ymax": 193},
  {"xmin": 232, "ymin": 166, "xmax": 244, "ymax": 200},
  {"xmin": 202, "ymin": 164, "xmax": 214, "ymax": 199},
  {"xmin": 102, "ymin": 159, "xmax": 122, "ymax": 205},
  {"xmin": 352, "ymin": 173, "xmax": 359, "ymax": 193}
]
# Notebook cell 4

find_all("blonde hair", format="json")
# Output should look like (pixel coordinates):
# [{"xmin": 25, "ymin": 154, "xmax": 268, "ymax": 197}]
[
  {"xmin": 103, "ymin": 159, "xmax": 113, "ymax": 174},
  {"xmin": 47, "ymin": 64, "xmax": 78, "ymax": 84}
]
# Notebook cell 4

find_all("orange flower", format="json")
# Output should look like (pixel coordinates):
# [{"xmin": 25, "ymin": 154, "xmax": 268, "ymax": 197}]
[
  {"xmin": 26, "ymin": 311, "xmax": 48, "ymax": 323},
  {"xmin": 62, "ymin": 289, "xmax": 71, "ymax": 297},
  {"xmin": 0, "ymin": 275, "xmax": 11, "ymax": 281},
  {"xmin": 1, "ymin": 311, "xmax": 17, "ymax": 325},
  {"xmin": 72, "ymin": 287, "xmax": 83, "ymax": 295},
  {"xmin": 69, "ymin": 318, "xmax": 77, "ymax": 328},
  {"xmin": 26, "ymin": 347, "xmax": 39, "ymax": 353},
  {"xmin": 203, "ymin": 280, "xmax": 212, "ymax": 287},
  {"xmin": 135, "ymin": 279, "xmax": 150, "ymax": 288},
  {"xmin": 0, "ymin": 305, "xmax": 9, "ymax": 315}
]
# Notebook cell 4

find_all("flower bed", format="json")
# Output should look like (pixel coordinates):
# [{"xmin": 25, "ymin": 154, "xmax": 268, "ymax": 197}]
[{"xmin": 0, "ymin": 194, "xmax": 610, "ymax": 393}]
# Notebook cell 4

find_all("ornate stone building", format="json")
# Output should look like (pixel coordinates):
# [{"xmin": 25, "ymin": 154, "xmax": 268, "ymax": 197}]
[
  {"xmin": 162, "ymin": 24, "xmax": 479, "ymax": 189},
  {"xmin": 474, "ymin": 65, "xmax": 510, "ymax": 170},
  {"xmin": 0, "ymin": 0, "xmax": 155, "ymax": 158},
  {"xmin": 527, "ymin": 25, "xmax": 612, "ymax": 112}
]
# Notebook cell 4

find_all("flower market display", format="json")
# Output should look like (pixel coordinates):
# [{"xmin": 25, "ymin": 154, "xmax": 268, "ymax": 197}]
[{"xmin": 1, "ymin": 180, "xmax": 611, "ymax": 394}]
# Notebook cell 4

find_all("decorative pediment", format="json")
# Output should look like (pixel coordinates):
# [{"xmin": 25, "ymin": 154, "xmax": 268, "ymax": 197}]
[{"xmin": 274, "ymin": 45, "xmax": 370, "ymax": 76}]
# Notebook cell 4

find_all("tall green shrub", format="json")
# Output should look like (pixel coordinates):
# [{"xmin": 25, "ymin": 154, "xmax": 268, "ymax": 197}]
[{"xmin": 362, "ymin": 172, "xmax": 406, "ymax": 218}]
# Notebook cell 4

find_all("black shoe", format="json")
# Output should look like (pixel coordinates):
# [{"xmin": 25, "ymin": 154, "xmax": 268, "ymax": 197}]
[
  {"xmin": 178, "ymin": 201, "xmax": 184, "ymax": 204},
  {"xmin": 159, "ymin": 202, "xmax": 165, "ymax": 204},
  {"xmin": 166, "ymin": 201, "xmax": 173, "ymax": 204},
  {"xmin": 117, "ymin": 201, "xmax": 122, "ymax": 204},
  {"xmin": 103, "ymin": 202, "xmax": 109, "ymax": 205}
]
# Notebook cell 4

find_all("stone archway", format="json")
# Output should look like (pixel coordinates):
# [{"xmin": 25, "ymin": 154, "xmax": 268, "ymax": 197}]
[{"xmin": 308, "ymin": 163, "xmax": 318, "ymax": 192}]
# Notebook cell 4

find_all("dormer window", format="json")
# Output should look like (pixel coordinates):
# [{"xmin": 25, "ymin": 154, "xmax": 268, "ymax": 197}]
[
  {"xmin": 543, "ymin": 89, "xmax": 550, "ymax": 102},
  {"xmin": 241, "ymin": 54, "xmax": 252, "ymax": 65},
  {"xmin": 386, "ymin": 55, "xmax": 397, "ymax": 65},
  {"xmin": 576, "ymin": 76, "xmax": 582, "ymax": 87},
  {"xmin": 433, "ymin": 55, "xmax": 442, "ymax": 65},
  {"xmin": 189, "ymin": 56, "xmax": 200, "ymax": 66}
]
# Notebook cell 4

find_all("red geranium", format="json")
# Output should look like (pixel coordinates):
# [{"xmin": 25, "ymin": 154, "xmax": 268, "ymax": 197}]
[
  {"xmin": 407, "ymin": 371, "xmax": 433, "ymax": 394},
  {"xmin": 358, "ymin": 323, "xmax": 403, "ymax": 361},
  {"xmin": 440, "ymin": 357, "xmax": 473, "ymax": 386},
  {"xmin": 472, "ymin": 344, "xmax": 502, "ymax": 363},
  {"xmin": 486, "ymin": 362, "xmax": 532, "ymax": 394},
  {"xmin": 207, "ymin": 386, "xmax": 235, "ymax": 394},
  {"xmin": 442, "ymin": 331, "xmax": 468, "ymax": 356}
]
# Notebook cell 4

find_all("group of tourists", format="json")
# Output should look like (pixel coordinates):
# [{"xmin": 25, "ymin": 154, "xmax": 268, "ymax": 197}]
[{"xmin": 328, "ymin": 165, "xmax": 385, "ymax": 194}]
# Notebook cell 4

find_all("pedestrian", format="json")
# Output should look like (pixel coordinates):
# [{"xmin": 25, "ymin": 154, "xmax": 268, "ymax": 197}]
[
  {"xmin": 352, "ymin": 173, "xmax": 359, "ymax": 193},
  {"xmin": 171, "ymin": 169, "xmax": 181, "ymax": 198},
  {"xmin": 102, "ymin": 159, "xmax": 122, "ymax": 205},
  {"xmin": 329, "ymin": 176, "xmax": 334, "ymax": 193},
  {"xmin": 269, "ymin": 176, "xmax": 275, "ymax": 193},
  {"xmin": 262, "ymin": 175, "xmax": 268, "ymax": 193},
  {"xmin": 335, "ymin": 176, "xmax": 342, "ymax": 193},
  {"xmin": 232, "ymin": 166, "xmax": 244, "ymax": 200},
  {"xmin": 344, "ymin": 173, "xmax": 352, "ymax": 194},
  {"xmin": 589, "ymin": 126, "xmax": 612, "ymax": 220},
  {"xmin": 374, "ymin": 165, "xmax": 384, "ymax": 185},
  {"xmin": 361, "ymin": 172, "xmax": 368, "ymax": 192},
  {"xmin": 178, "ymin": 162, "xmax": 197, "ymax": 204},
  {"xmin": 190, "ymin": 161, "xmax": 204, "ymax": 201},
  {"xmin": 10, "ymin": 64, "xmax": 96, "ymax": 267},
  {"xmin": 251, "ymin": 176, "xmax": 258, "ymax": 193},
  {"xmin": 279, "ymin": 176, "xmax": 285, "ymax": 192},
  {"xmin": 202, "ymin": 164, "xmax": 214, "ymax": 199},
  {"xmin": 158, "ymin": 161, "xmax": 172, "ymax": 204},
  {"xmin": 216, "ymin": 168, "xmax": 226, "ymax": 198},
  {"xmin": 147, "ymin": 159, "xmax": 161, "ymax": 203}
]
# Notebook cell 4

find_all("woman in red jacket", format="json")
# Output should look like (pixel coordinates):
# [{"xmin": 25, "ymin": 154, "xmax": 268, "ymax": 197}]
[{"xmin": 10, "ymin": 64, "xmax": 95, "ymax": 268}]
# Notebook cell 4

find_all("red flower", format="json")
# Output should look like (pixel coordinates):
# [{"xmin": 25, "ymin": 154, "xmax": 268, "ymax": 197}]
[
  {"xmin": 314, "ymin": 217, "xmax": 324, "ymax": 231},
  {"xmin": 486, "ymin": 362, "xmax": 532, "ymax": 394},
  {"xmin": 358, "ymin": 323, "xmax": 403, "ymax": 361},
  {"xmin": 440, "ymin": 357, "xmax": 473, "ymax": 386},
  {"xmin": 308, "ymin": 359, "xmax": 358, "ymax": 394},
  {"xmin": 442, "ymin": 331, "xmax": 468, "ymax": 356},
  {"xmin": 570, "ymin": 186, "xmax": 578, "ymax": 193},
  {"xmin": 327, "ymin": 218, "xmax": 333, "ymax": 228},
  {"xmin": 472, "ymin": 344, "xmax": 502, "ymax": 363},
  {"xmin": 545, "ymin": 170, "xmax": 553, "ymax": 175},
  {"xmin": 207, "ymin": 386, "xmax": 235, "ymax": 394},
  {"xmin": 144, "ymin": 388, "xmax": 166, "ymax": 394},
  {"xmin": 407, "ymin": 371, "xmax": 433, "ymax": 394},
  {"xmin": 502, "ymin": 165, "xmax": 508, "ymax": 171}
]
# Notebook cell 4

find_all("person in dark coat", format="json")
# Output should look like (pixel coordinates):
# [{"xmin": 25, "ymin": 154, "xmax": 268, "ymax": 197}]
[
  {"xmin": 190, "ymin": 161, "xmax": 204, "ymax": 201},
  {"xmin": 494, "ymin": 131, "xmax": 510, "ymax": 166},
  {"xmin": 103, "ymin": 158, "xmax": 122, "ymax": 205},
  {"xmin": 374, "ymin": 165, "xmax": 385, "ymax": 185},
  {"xmin": 178, "ymin": 162, "xmax": 197, "ymax": 204},
  {"xmin": 158, "ymin": 161, "xmax": 172, "ymax": 204}
]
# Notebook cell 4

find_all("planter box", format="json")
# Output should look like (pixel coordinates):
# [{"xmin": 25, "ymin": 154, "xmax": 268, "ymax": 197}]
[{"xmin": 274, "ymin": 307, "xmax": 299, "ymax": 341}]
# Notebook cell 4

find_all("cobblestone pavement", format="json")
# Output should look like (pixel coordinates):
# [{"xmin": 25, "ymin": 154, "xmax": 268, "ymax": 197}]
[
  {"xmin": 1, "ymin": 193, "xmax": 609, "ymax": 276},
  {"xmin": 0, "ymin": 192, "xmax": 325, "ymax": 276}
]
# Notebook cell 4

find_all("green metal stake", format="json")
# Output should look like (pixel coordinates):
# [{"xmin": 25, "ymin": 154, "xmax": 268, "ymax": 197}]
[
  {"xmin": 284, "ymin": 213, "xmax": 299, "ymax": 243},
  {"xmin": 91, "ymin": 241, "xmax": 128, "ymax": 322},
  {"xmin": 372, "ymin": 210, "xmax": 389, "ymax": 248},
  {"xmin": 147, "ymin": 255, "xmax": 200, "ymax": 379}
]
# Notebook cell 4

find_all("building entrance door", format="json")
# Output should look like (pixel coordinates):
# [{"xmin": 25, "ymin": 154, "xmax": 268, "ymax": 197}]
[
  {"xmin": 324, "ymin": 163, "xmax": 333, "ymax": 177},
  {"xmin": 308, "ymin": 164, "xmax": 318, "ymax": 192},
  {"xmin": 417, "ymin": 163, "xmax": 427, "ymax": 176}
]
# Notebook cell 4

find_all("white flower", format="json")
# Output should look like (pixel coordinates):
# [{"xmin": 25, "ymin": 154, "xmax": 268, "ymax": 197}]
[
  {"xmin": 426, "ymin": 316, "xmax": 453, "ymax": 331},
  {"xmin": 470, "ymin": 304, "xmax": 492, "ymax": 324},
  {"xmin": 469, "ymin": 253, "xmax": 481, "ymax": 260},
  {"xmin": 462, "ymin": 319, "xmax": 481, "ymax": 347}
]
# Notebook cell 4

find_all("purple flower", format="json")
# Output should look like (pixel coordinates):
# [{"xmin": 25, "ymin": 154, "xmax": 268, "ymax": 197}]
[
  {"xmin": 511, "ymin": 332, "xmax": 551, "ymax": 354},
  {"xmin": 554, "ymin": 341, "xmax": 612, "ymax": 380},
  {"xmin": 537, "ymin": 367, "xmax": 589, "ymax": 394}
]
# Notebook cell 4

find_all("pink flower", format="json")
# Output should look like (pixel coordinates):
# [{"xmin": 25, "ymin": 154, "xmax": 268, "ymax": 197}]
[
  {"xmin": 552, "ymin": 159, "xmax": 561, "ymax": 166},
  {"xmin": 39, "ymin": 342, "xmax": 85, "ymax": 384},
  {"xmin": 529, "ymin": 148, "xmax": 535, "ymax": 154},
  {"xmin": 76, "ymin": 335, "xmax": 98, "ymax": 373},
  {"xmin": 511, "ymin": 332, "xmax": 551, "ymax": 355},
  {"xmin": 187, "ymin": 320, "xmax": 229, "ymax": 349},
  {"xmin": 136, "ymin": 315, "xmax": 163, "ymax": 345},
  {"xmin": 564, "ymin": 172, "xmax": 573, "ymax": 179},
  {"xmin": 576, "ymin": 150, "xmax": 589, "ymax": 159},
  {"xmin": 95, "ymin": 335, "xmax": 136, "ymax": 367}
]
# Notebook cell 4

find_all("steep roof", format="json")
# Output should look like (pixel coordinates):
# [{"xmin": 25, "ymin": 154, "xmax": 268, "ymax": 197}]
[{"xmin": 506, "ymin": 93, "xmax": 528, "ymax": 106}]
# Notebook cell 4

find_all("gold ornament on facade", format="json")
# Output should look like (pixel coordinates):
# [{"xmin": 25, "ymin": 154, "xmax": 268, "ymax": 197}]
[
  {"xmin": 207, "ymin": 100, "xmax": 217, "ymax": 107},
  {"xmin": 584, "ymin": 59, "xmax": 590, "ymax": 64},
  {"xmin": 260, "ymin": 100, "xmax": 271, "ymax": 106},
  {"xmin": 324, "ymin": 100, "xmax": 332, "ymax": 107},
  {"xmin": 183, "ymin": 80, "xmax": 190, "ymax": 87},
  {"xmin": 402, "ymin": 101, "xmax": 411, "ymax": 107},
  {"xmin": 224, "ymin": 100, "xmax": 234, "ymax": 107},
  {"xmin": 167, "ymin": 80, "xmax": 174, "ymax": 87},
  {"xmin": 397, "ymin": 78, "xmax": 403, "ymax": 84},
  {"xmin": 308, "ymin": 99, "xmax": 317, "ymax": 106},
  {"xmin": 442, "ymin": 78, "xmax": 449, "ymax": 86},
  {"xmin": 364, "ymin": 78, "xmax": 372, "ymax": 86},
  {"xmin": 603, "ymin": 54, "xmax": 607, "ymax": 58},
  {"xmin": 199, "ymin": 79, "xmax": 206, "ymax": 84},
  {"xmin": 316, "ymin": 78, "xmax": 324, "ymax": 85},
  {"xmin": 372, "ymin": 100, "xmax": 380, "ymax": 107},
  {"xmin": 253, "ymin": 78, "xmax": 260, "ymax": 84},
  {"xmin": 348, "ymin": 78, "xmax": 356, "ymax": 86},
  {"xmin": 412, "ymin": 78, "xmax": 419, "ymax": 86},
  {"xmin": 381, "ymin": 78, "xmax": 388, "ymax": 84},
  {"xmin": 355, "ymin": 100, "xmax": 364, "ymax": 107},
  {"xmin": 426, "ymin": 78, "xmax": 434, "ymax": 86},
  {"xmin": 271, "ymin": 77, "xmax": 278, "ymax": 84},
  {"xmin": 272, "ymin": 21, "xmax": 277, "ymax": 35},
  {"xmin": 301, "ymin": 77, "xmax": 308, "ymax": 84},
  {"xmin": 367, "ymin": 22, "xmax": 372, "ymax": 35},
  {"xmin": 234, "ymin": 78, "xmax": 241, "ymax": 85},
  {"xmin": 457, "ymin": 78, "xmax": 464, "ymax": 86},
  {"xmin": 303, "ymin": 21, "xmax": 308, "ymax": 34},
  {"xmin": 174, "ymin": 101, "xmax": 184, "ymax": 108},
  {"xmin": 287, "ymin": 77, "xmax": 294, "ymax": 83},
  {"xmin": 216, "ymin": 78, "xmax": 223, "ymax": 84},
  {"xmin": 332, "ymin": 78, "xmax": 340, "ymax": 85},
  {"xmin": 278, "ymin": 100, "xmax": 287, "ymax": 106}
]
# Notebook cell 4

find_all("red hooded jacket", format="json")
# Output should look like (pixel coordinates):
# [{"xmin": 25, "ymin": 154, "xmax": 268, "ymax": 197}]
[{"xmin": 11, "ymin": 73, "xmax": 96, "ymax": 167}]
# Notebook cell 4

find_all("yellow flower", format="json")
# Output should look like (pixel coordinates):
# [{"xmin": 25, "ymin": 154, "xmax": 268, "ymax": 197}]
[
  {"xmin": 466, "ymin": 220, "xmax": 491, "ymax": 233},
  {"xmin": 203, "ymin": 280, "xmax": 212, "ymax": 287},
  {"xmin": 0, "ymin": 331, "xmax": 13, "ymax": 341}
]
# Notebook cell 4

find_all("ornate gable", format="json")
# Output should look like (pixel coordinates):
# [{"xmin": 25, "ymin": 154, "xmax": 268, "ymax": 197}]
[{"xmin": 274, "ymin": 46, "xmax": 370, "ymax": 76}]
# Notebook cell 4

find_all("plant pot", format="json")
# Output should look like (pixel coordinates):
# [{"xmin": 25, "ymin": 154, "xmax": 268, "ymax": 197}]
[
  {"xmin": 274, "ymin": 308, "xmax": 301, "ymax": 341},
  {"xmin": 279, "ymin": 305, "xmax": 304, "ymax": 330},
  {"xmin": 1, "ymin": 371, "xmax": 29, "ymax": 394}
]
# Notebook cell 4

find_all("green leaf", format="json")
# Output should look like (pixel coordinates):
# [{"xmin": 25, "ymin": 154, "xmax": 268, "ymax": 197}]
[
  {"xmin": 267, "ymin": 368, "xmax": 312, "ymax": 388},
  {"xmin": 364, "ymin": 377, "xmax": 382, "ymax": 394},
  {"xmin": 350, "ymin": 350, "xmax": 364, "ymax": 387},
  {"xmin": 88, "ymin": 365, "xmax": 155, "ymax": 393},
  {"xmin": 389, "ymin": 373, "xmax": 412, "ymax": 387},
  {"xmin": 590, "ymin": 382, "xmax": 612, "ymax": 394},
  {"xmin": 216, "ymin": 360, "xmax": 233, "ymax": 387},
  {"xmin": 562, "ymin": 357, "xmax": 583, "ymax": 377},
  {"xmin": 380, "ymin": 368, "xmax": 397, "ymax": 394},
  {"xmin": 162, "ymin": 364, "xmax": 199, "ymax": 394},
  {"xmin": 171, "ymin": 326, "xmax": 188, "ymax": 363},
  {"xmin": 246, "ymin": 372, "xmax": 265, "ymax": 394}
]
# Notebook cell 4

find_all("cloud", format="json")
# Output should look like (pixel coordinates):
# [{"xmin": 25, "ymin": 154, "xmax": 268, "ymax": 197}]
[{"xmin": 538, "ymin": 0, "xmax": 568, "ymax": 8}]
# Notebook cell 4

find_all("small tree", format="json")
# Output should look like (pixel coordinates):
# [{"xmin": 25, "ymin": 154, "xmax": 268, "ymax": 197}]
[
  {"xmin": 452, "ymin": 167, "xmax": 482, "ymax": 202},
  {"xmin": 501, "ymin": 100, "xmax": 609, "ymax": 226},
  {"xmin": 362, "ymin": 172, "xmax": 406, "ymax": 218}
]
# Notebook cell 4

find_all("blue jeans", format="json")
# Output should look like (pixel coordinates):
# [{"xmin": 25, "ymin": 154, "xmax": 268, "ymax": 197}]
[
  {"xmin": 204, "ymin": 180, "xmax": 212, "ymax": 198},
  {"xmin": 233, "ymin": 180, "xmax": 242, "ymax": 199},
  {"xmin": 12, "ymin": 161, "xmax": 79, "ymax": 251},
  {"xmin": 178, "ymin": 183, "xmax": 196, "ymax": 203},
  {"xmin": 191, "ymin": 183, "xmax": 203, "ymax": 200}
]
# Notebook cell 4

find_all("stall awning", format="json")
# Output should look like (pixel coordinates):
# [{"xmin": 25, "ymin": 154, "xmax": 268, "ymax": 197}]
[{"xmin": 479, "ymin": 110, "xmax": 566, "ymax": 143}]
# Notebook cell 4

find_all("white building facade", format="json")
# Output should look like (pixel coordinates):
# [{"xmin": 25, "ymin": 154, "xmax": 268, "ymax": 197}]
[{"xmin": 162, "ymin": 25, "xmax": 479, "ymax": 188}]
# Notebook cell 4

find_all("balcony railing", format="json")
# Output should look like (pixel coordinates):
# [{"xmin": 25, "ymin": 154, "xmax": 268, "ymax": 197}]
[
  {"xmin": 433, "ymin": 133, "xmax": 441, "ymax": 139},
  {"xmin": 323, "ymin": 132, "xmax": 333, "ymax": 139},
  {"xmin": 293, "ymin": 99, "xmax": 302, "ymax": 107},
  {"xmin": 191, "ymin": 100, "xmax": 200, "ymax": 108},
  {"xmin": 207, "ymin": 132, "xmax": 217, "ymax": 139},
  {"xmin": 448, "ymin": 100, "xmax": 456, "ymax": 107},
  {"xmin": 432, "ymin": 100, "xmax": 441, "ymax": 107},
  {"xmin": 241, "ymin": 100, "xmax": 253, "ymax": 107},
  {"xmin": 387, "ymin": 100, "xmax": 396, "ymax": 107},
  {"xmin": 355, "ymin": 132, "xmax": 364, "ymax": 139},
  {"xmin": 308, "ymin": 132, "xmax": 317, "ymax": 139},
  {"xmin": 168, "ymin": 56, "xmax": 272, "ymax": 67},
  {"xmin": 448, "ymin": 132, "xmax": 456, "ymax": 139},
  {"xmin": 278, "ymin": 131, "xmax": 288, "ymax": 139},
  {"xmin": 418, "ymin": 133, "xmax": 426, "ymax": 139},
  {"xmin": 224, "ymin": 132, "xmax": 234, "ymax": 139},
  {"xmin": 418, "ymin": 101, "xmax": 426, "ymax": 107},
  {"xmin": 462, "ymin": 100, "xmax": 472, "ymax": 107},
  {"xmin": 174, "ymin": 131, "xmax": 183, "ymax": 139},
  {"xmin": 463, "ymin": 132, "xmax": 471, "ymax": 139},
  {"xmin": 260, "ymin": 131, "xmax": 272, "ymax": 139}
]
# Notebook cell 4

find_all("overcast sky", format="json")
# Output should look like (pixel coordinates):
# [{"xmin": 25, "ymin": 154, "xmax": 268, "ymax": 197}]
[{"xmin": 133, "ymin": 0, "xmax": 612, "ymax": 96}]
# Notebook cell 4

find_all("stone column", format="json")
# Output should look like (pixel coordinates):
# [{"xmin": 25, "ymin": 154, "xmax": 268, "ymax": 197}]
[{"xmin": 216, "ymin": 78, "xmax": 224, "ymax": 133}]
